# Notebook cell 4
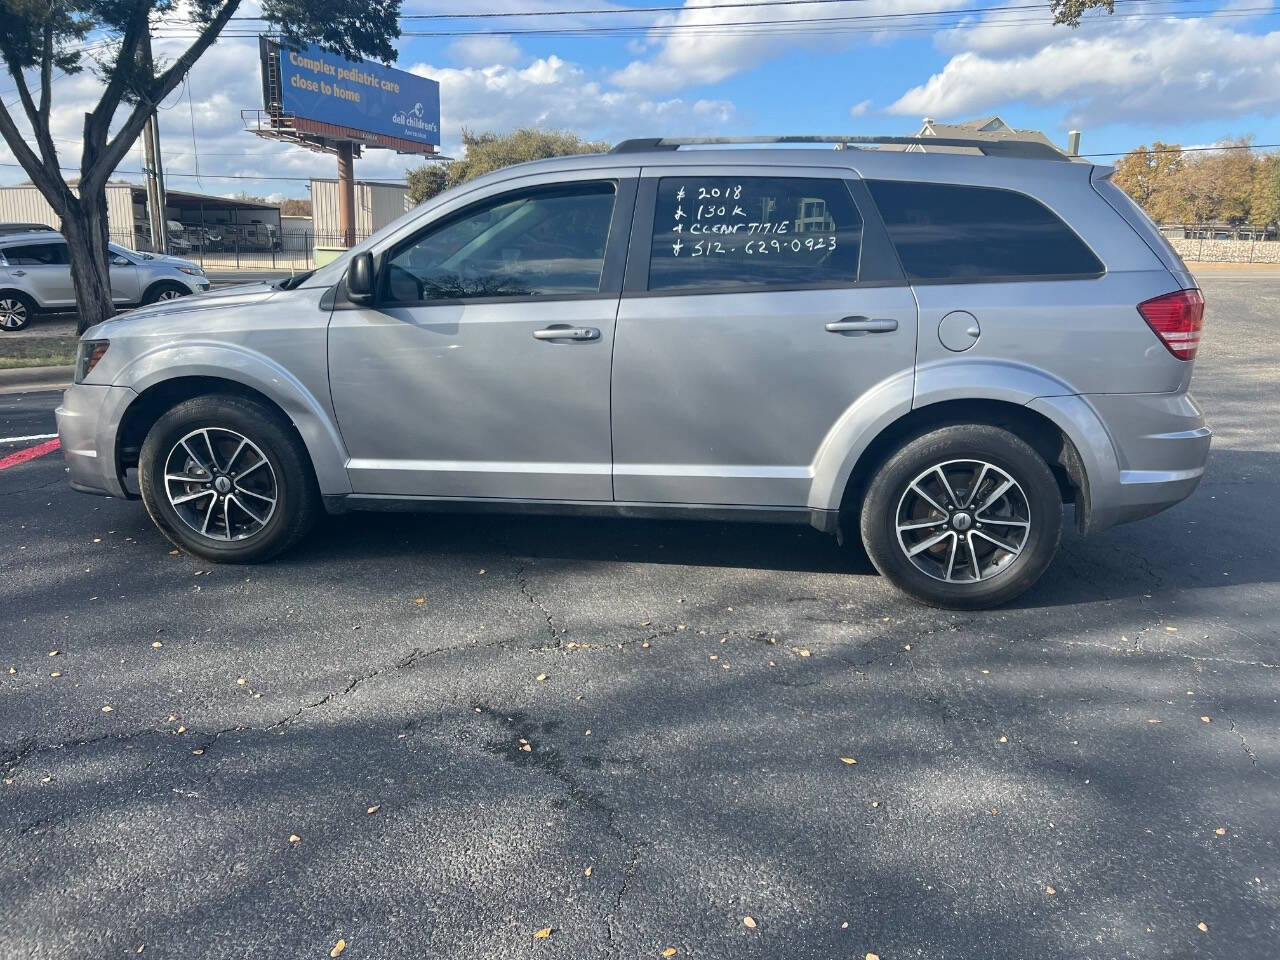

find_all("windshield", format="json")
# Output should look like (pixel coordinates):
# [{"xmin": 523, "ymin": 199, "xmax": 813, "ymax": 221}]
[{"xmin": 108, "ymin": 243, "xmax": 153, "ymax": 261}]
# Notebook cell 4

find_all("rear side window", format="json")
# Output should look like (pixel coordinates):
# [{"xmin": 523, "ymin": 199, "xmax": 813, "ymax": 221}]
[
  {"xmin": 866, "ymin": 180, "xmax": 1103, "ymax": 282},
  {"xmin": 648, "ymin": 177, "xmax": 862, "ymax": 292},
  {"xmin": 2, "ymin": 242, "xmax": 69, "ymax": 265}
]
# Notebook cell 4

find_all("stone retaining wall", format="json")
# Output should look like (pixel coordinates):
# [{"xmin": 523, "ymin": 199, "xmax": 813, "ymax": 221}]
[{"xmin": 1168, "ymin": 237, "xmax": 1280, "ymax": 264}]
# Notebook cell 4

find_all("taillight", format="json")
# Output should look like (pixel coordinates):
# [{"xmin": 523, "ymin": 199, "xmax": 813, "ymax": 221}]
[{"xmin": 1137, "ymin": 288, "xmax": 1204, "ymax": 361}]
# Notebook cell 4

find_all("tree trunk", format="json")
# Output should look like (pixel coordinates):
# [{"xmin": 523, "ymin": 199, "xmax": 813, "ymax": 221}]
[{"xmin": 61, "ymin": 186, "xmax": 116, "ymax": 335}]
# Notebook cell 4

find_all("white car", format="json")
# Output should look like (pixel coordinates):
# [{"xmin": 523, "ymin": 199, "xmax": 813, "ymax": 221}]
[{"xmin": 0, "ymin": 232, "xmax": 211, "ymax": 330}]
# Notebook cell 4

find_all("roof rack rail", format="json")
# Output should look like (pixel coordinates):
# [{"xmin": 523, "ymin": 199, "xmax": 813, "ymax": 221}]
[{"xmin": 610, "ymin": 135, "xmax": 1069, "ymax": 162}]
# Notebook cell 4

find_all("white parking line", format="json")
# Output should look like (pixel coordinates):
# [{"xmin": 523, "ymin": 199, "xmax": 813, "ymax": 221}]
[{"xmin": 0, "ymin": 433, "xmax": 57, "ymax": 443}]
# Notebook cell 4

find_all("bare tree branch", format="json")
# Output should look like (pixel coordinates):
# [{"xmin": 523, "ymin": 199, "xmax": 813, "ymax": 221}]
[{"xmin": 85, "ymin": 0, "xmax": 243, "ymax": 193}]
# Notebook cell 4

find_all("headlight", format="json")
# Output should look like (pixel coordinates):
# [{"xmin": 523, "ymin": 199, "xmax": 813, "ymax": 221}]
[
  {"xmin": 75, "ymin": 340, "xmax": 109, "ymax": 383},
  {"xmin": 178, "ymin": 266, "xmax": 204, "ymax": 277}
]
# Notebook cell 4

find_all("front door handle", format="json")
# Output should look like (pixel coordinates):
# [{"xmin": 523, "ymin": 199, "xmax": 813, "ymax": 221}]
[
  {"xmin": 533, "ymin": 325, "xmax": 600, "ymax": 342},
  {"xmin": 11, "ymin": 270, "xmax": 25, "ymax": 277},
  {"xmin": 825, "ymin": 316, "xmax": 898, "ymax": 334}
]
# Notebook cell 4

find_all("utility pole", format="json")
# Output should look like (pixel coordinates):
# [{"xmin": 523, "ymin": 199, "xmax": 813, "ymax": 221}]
[{"xmin": 140, "ymin": 30, "xmax": 168, "ymax": 253}]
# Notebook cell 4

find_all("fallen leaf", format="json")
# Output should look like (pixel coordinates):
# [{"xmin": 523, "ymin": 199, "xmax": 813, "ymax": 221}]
[
  {"xmin": 1045, "ymin": 885, "xmax": 1056, "ymax": 895},
  {"xmin": 998, "ymin": 736, "xmax": 1008, "ymax": 743},
  {"xmin": 662, "ymin": 949, "xmax": 678, "ymax": 957},
  {"xmin": 366, "ymin": 804, "xmax": 381, "ymax": 815},
  {"xmin": 50, "ymin": 671, "xmax": 61, "ymax": 678},
  {"xmin": 840, "ymin": 757, "xmax": 857, "ymax": 765},
  {"xmin": 533, "ymin": 927, "xmax": 553, "ymax": 939},
  {"xmin": 903, "ymin": 644, "xmax": 912, "ymax": 651},
  {"xmin": 841, "ymin": 922, "xmax": 849, "ymax": 929},
  {"xmin": 742, "ymin": 916, "xmax": 757, "ymax": 929},
  {"xmin": 48, "ymin": 650, "xmax": 59, "ymax": 657},
  {"xmin": 867, "ymin": 954, "xmax": 881, "ymax": 960},
  {"xmin": 1148, "ymin": 719, "xmax": 1162, "ymax": 725},
  {"xmin": 1200, "ymin": 716, "xmax": 1211, "ymax": 723},
  {"xmin": 520, "ymin": 743, "xmax": 532, "ymax": 752},
  {"xmin": 414, "ymin": 597, "xmax": 425, "ymax": 605},
  {"xmin": 1197, "ymin": 922, "xmax": 1208, "ymax": 933},
  {"xmin": 289, "ymin": 834, "xmax": 300, "ymax": 843},
  {"xmin": 1166, "ymin": 626, "xmax": 1178, "ymax": 632},
  {"xmin": 798, "ymin": 649, "xmax": 811, "ymax": 657},
  {"xmin": 330, "ymin": 939, "xmax": 346, "ymax": 957},
  {"xmin": 152, "ymin": 641, "xmax": 163, "ymax": 648},
  {"xmin": 101, "ymin": 705, "xmax": 113, "ymax": 713},
  {"xmin": 236, "ymin": 677, "xmax": 246, "ymax": 686},
  {"xmin": 871, "ymin": 801, "xmax": 881, "ymax": 809},
  {"xmin": 1215, "ymin": 827, "xmax": 1227, "ymax": 836},
  {"xmin": 192, "ymin": 748, "xmax": 204, "ymax": 756},
  {"xmin": 584, "ymin": 865, "xmax": 592, "ymax": 877},
  {"xmin": 169, "ymin": 549, "xmax": 179, "ymax": 555},
  {"xmin": 536, "ymin": 673, "xmax": 548, "ymax": 682},
  {"xmin": 176, "ymin": 725, "xmax": 186, "ymax": 733}
]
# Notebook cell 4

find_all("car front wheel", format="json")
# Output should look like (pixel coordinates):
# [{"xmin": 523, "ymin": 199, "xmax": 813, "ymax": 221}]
[
  {"xmin": 859, "ymin": 424, "xmax": 1063, "ymax": 609},
  {"xmin": 143, "ymin": 282, "xmax": 190, "ymax": 304},
  {"xmin": 139, "ymin": 394, "xmax": 319, "ymax": 562},
  {"xmin": 0, "ymin": 293, "xmax": 35, "ymax": 331}
]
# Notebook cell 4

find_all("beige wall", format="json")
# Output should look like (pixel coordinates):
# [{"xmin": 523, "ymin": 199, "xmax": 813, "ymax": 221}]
[
  {"xmin": 310, "ymin": 179, "xmax": 409, "ymax": 241},
  {"xmin": 0, "ymin": 184, "xmax": 135, "ymax": 238}
]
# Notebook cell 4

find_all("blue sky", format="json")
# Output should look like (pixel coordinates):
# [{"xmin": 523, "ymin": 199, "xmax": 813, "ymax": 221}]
[{"xmin": 3, "ymin": 0, "xmax": 1279, "ymax": 198}]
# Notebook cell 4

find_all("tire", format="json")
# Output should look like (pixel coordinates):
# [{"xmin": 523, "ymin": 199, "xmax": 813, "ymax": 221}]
[
  {"xmin": 0, "ymin": 292, "xmax": 36, "ymax": 331},
  {"xmin": 139, "ymin": 394, "xmax": 319, "ymax": 563},
  {"xmin": 859, "ymin": 424, "xmax": 1063, "ymax": 609},
  {"xmin": 142, "ymin": 282, "xmax": 190, "ymax": 305}
]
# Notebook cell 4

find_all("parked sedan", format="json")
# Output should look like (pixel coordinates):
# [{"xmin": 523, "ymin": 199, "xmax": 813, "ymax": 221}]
[{"xmin": 0, "ymin": 231, "xmax": 210, "ymax": 330}]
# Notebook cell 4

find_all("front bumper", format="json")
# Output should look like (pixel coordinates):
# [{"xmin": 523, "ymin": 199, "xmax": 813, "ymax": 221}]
[{"xmin": 55, "ymin": 383, "xmax": 137, "ymax": 499}]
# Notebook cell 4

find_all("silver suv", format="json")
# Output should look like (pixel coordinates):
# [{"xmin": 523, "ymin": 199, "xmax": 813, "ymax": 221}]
[
  {"xmin": 0, "ymin": 231, "xmax": 210, "ymax": 330},
  {"xmin": 56, "ymin": 135, "xmax": 1211, "ymax": 608}
]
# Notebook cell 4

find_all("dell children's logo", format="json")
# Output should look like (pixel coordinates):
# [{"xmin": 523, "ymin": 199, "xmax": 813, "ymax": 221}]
[{"xmin": 392, "ymin": 102, "xmax": 437, "ymax": 134}]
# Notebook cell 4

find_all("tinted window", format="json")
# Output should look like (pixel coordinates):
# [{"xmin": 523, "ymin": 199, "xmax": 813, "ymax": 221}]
[
  {"xmin": 866, "ymin": 180, "xmax": 1103, "ymax": 282},
  {"xmin": 384, "ymin": 182, "xmax": 616, "ymax": 302},
  {"xmin": 648, "ymin": 177, "xmax": 862, "ymax": 292},
  {"xmin": 2, "ymin": 242, "xmax": 69, "ymax": 265}
]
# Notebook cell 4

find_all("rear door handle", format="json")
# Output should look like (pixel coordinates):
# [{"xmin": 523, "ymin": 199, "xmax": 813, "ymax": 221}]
[
  {"xmin": 533, "ymin": 325, "xmax": 600, "ymax": 341},
  {"xmin": 825, "ymin": 316, "xmax": 898, "ymax": 334}
]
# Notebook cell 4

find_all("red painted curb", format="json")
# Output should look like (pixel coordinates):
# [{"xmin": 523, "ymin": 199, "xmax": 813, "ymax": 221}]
[{"xmin": 0, "ymin": 437, "xmax": 61, "ymax": 471}]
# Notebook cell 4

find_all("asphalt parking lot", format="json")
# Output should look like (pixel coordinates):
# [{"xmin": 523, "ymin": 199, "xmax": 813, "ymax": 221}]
[{"xmin": 2, "ymin": 270, "xmax": 1278, "ymax": 960}]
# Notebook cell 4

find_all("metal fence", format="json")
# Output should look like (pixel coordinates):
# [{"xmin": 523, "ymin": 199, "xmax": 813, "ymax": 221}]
[{"xmin": 115, "ymin": 228, "xmax": 370, "ymax": 273}]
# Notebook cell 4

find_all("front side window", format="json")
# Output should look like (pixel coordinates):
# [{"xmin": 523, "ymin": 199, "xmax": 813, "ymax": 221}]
[
  {"xmin": 3, "ymin": 242, "xmax": 69, "ymax": 266},
  {"xmin": 866, "ymin": 180, "xmax": 1104, "ymax": 282},
  {"xmin": 383, "ymin": 182, "xmax": 617, "ymax": 302},
  {"xmin": 647, "ymin": 176, "xmax": 863, "ymax": 292}
]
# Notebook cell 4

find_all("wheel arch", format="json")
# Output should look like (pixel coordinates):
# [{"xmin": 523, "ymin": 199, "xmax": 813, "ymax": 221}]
[
  {"xmin": 114, "ymin": 370, "xmax": 350, "ymax": 499},
  {"xmin": 832, "ymin": 398, "xmax": 1091, "ymax": 534},
  {"xmin": 140, "ymin": 278, "xmax": 189, "ymax": 303}
]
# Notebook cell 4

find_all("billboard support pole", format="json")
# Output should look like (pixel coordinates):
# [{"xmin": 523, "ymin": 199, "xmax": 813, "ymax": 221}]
[{"xmin": 337, "ymin": 141, "xmax": 356, "ymax": 247}]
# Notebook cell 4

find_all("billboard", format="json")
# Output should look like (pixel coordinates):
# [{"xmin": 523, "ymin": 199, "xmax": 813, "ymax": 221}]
[{"xmin": 270, "ymin": 41, "xmax": 440, "ymax": 148}]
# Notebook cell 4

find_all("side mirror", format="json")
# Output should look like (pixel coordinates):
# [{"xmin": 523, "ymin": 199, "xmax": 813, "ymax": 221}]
[{"xmin": 347, "ymin": 252, "xmax": 375, "ymax": 303}]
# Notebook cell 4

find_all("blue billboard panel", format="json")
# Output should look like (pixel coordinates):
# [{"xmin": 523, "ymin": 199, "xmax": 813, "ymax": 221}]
[{"xmin": 276, "ymin": 43, "xmax": 440, "ymax": 147}]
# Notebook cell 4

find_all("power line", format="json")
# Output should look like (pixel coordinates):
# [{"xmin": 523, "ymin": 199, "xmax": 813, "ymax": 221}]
[{"xmin": 164, "ymin": 3, "xmax": 1276, "ymax": 40}]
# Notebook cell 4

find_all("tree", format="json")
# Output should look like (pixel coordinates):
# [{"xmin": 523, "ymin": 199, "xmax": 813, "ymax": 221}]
[
  {"xmin": 406, "ymin": 128, "xmax": 611, "ymax": 206},
  {"xmin": 0, "ymin": 0, "xmax": 401, "ymax": 332},
  {"xmin": 1249, "ymin": 154, "xmax": 1280, "ymax": 229},
  {"xmin": 1050, "ymin": 0, "xmax": 1115, "ymax": 25},
  {"xmin": 279, "ymin": 197, "xmax": 311, "ymax": 217}
]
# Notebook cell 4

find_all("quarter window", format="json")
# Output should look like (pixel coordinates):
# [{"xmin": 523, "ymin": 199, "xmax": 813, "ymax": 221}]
[
  {"xmin": 383, "ymin": 182, "xmax": 617, "ymax": 302},
  {"xmin": 866, "ymin": 180, "xmax": 1103, "ymax": 282},
  {"xmin": 647, "ymin": 177, "xmax": 863, "ymax": 292}
]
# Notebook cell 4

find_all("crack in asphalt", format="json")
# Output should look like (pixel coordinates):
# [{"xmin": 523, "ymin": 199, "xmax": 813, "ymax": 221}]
[
  {"xmin": 515, "ymin": 560, "xmax": 562, "ymax": 649},
  {"xmin": 468, "ymin": 702, "xmax": 643, "ymax": 956}
]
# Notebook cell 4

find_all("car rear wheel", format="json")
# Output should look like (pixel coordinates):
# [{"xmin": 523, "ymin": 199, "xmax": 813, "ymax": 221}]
[
  {"xmin": 143, "ymin": 282, "xmax": 189, "ymax": 304},
  {"xmin": 859, "ymin": 424, "xmax": 1063, "ymax": 609},
  {"xmin": 139, "ymin": 394, "xmax": 319, "ymax": 562},
  {"xmin": 0, "ymin": 293, "xmax": 35, "ymax": 331}
]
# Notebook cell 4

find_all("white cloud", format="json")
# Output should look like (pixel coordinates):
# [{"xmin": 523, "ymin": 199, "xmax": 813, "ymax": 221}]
[
  {"xmin": 890, "ymin": 16, "xmax": 1280, "ymax": 128},
  {"xmin": 611, "ymin": 0, "xmax": 968, "ymax": 93},
  {"xmin": 408, "ymin": 55, "xmax": 734, "ymax": 151},
  {"xmin": 447, "ymin": 35, "xmax": 523, "ymax": 67},
  {"xmin": 850, "ymin": 99, "xmax": 873, "ymax": 117}
]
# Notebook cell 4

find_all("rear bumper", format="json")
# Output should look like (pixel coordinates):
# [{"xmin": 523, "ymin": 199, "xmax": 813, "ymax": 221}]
[
  {"xmin": 1028, "ymin": 392, "xmax": 1210, "ymax": 536},
  {"xmin": 55, "ymin": 383, "xmax": 136, "ymax": 499}
]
